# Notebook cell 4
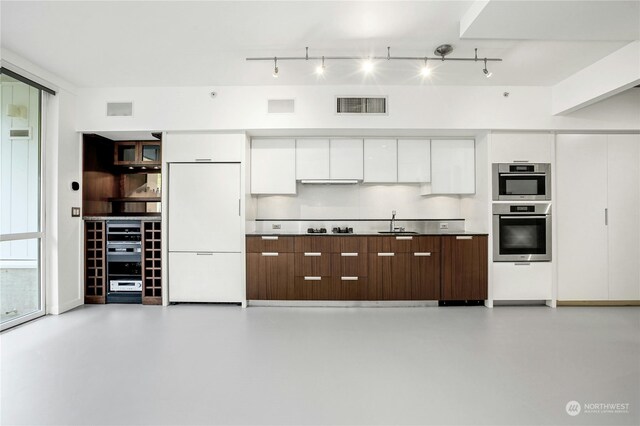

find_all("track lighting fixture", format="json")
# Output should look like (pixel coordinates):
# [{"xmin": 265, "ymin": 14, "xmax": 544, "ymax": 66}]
[
  {"xmin": 483, "ymin": 58, "xmax": 492, "ymax": 78},
  {"xmin": 247, "ymin": 46, "xmax": 501, "ymax": 79}
]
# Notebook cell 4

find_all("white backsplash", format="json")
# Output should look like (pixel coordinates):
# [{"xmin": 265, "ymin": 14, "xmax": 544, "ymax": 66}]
[{"xmin": 255, "ymin": 183, "xmax": 462, "ymax": 219}]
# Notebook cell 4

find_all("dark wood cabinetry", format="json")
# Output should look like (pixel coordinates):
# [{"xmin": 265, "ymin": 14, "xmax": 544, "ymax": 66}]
[
  {"xmin": 246, "ymin": 234, "xmax": 487, "ymax": 302},
  {"xmin": 84, "ymin": 221, "xmax": 106, "ymax": 304},
  {"xmin": 441, "ymin": 236, "xmax": 488, "ymax": 301},
  {"xmin": 114, "ymin": 141, "xmax": 161, "ymax": 166}
]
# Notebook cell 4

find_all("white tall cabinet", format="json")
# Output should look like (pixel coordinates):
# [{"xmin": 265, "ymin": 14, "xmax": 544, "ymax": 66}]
[{"xmin": 556, "ymin": 134, "xmax": 640, "ymax": 301}]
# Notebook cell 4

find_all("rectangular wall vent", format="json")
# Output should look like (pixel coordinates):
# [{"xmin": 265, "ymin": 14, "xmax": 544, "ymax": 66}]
[
  {"xmin": 336, "ymin": 97, "xmax": 387, "ymax": 114},
  {"xmin": 9, "ymin": 128, "xmax": 30, "ymax": 139},
  {"xmin": 106, "ymin": 102, "xmax": 133, "ymax": 117},
  {"xmin": 268, "ymin": 99, "xmax": 295, "ymax": 114}
]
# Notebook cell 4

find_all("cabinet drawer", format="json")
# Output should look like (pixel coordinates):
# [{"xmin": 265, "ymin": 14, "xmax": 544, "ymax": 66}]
[
  {"xmin": 368, "ymin": 235, "xmax": 439, "ymax": 253},
  {"xmin": 330, "ymin": 276, "xmax": 370, "ymax": 301},
  {"xmin": 331, "ymin": 236, "xmax": 368, "ymax": 254},
  {"xmin": 294, "ymin": 236, "xmax": 332, "ymax": 253},
  {"xmin": 246, "ymin": 253, "xmax": 294, "ymax": 300},
  {"xmin": 292, "ymin": 276, "xmax": 332, "ymax": 300},
  {"xmin": 295, "ymin": 252, "xmax": 331, "ymax": 277},
  {"xmin": 246, "ymin": 236, "xmax": 294, "ymax": 253},
  {"xmin": 332, "ymin": 253, "xmax": 367, "ymax": 277}
]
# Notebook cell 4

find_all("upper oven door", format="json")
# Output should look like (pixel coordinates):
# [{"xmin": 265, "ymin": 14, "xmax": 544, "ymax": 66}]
[
  {"xmin": 492, "ymin": 164, "xmax": 551, "ymax": 200},
  {"xmin": 493, "ymin": 214, "xmax": 551, "ymax": 262}
]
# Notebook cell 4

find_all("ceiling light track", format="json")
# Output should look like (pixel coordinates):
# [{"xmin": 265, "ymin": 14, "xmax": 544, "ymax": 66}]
[{"xmin": 247, "ymin": 45, "xmax": 502, "ymax": 78}]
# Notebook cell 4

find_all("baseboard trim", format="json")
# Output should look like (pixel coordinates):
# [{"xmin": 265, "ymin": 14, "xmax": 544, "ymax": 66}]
[
  {"xmin": 248, "ymin": 300, "xmax": 439, "ymax": 308},
  {"xmin": 557, "ymin": 300, "xmax": 640, "ymax": 307}
]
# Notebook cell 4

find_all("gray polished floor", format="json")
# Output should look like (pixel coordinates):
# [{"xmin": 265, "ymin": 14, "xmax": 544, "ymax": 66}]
[{"xmin": 1, "ymin": 304, "xmax": 639, "ymax": 425}]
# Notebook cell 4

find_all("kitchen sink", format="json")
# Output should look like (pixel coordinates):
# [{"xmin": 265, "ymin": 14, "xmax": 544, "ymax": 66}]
[{"xmin": 377, "ymin": 231, "xmax": 419, "ymax": 235}]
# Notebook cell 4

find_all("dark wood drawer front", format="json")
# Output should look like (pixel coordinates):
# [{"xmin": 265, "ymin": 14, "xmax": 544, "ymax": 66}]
[
  {"xmin": 292, "ymin": 276, "xmax": 332, "ymax": 300},
  {"xmin": 331, "ymin": 236, "xmax": 368, "ymax": 254},
  {"xmin": 367, "ymin": 236, "xmax": 414, "ymax": 253},
  {"xmin": 294, "ymin": 236, "xmax": 332, "ymax": 253},
  {"xmin": 413, "ymin": 236, "xmax": 441, "ymax": 253},
  {"xmin": 332, "ymin": 253, "xmax": 367, "ymax": 277},
  {"xmin": 368, "ymin": 253, "xmax": 411, "ymax": 300},
  {"xmin": 246, "ymin": 253, "xmax": 294, "ymax": 300},
  {"xmin": 295, "ymin": 253, "xmax": 332, "ymax": 277},
  {"xmin": 330, "ymin": 276, "xmax": 370, "ymax": 301},
  {"xmin": 246, "ymin": 236, "xmax": 294, "ymax": 253},
  {"xmin": 410, "ymin": 252, "xmax": 441, "ymax": 300}
]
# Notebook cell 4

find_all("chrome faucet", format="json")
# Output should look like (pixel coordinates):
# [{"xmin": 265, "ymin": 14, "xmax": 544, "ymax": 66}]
[{"xmin": 390, "ymin": 210, "xmax": 396, "ymax": 232}]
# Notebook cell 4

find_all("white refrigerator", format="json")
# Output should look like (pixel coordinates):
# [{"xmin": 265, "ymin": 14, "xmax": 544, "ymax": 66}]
[{"xmin": 168, "ymin": 163, "xmax": 244, "ymax": 303}]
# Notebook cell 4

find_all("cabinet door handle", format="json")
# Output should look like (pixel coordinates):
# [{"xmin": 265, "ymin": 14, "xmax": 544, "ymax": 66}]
[
  {"xmin": 414, "ymin": 252, "xmax": 431, "ymax": 257},
  {"xmin": 261, "ymin": 236, "xmax": 279, "ymax": 240},
  {"xmin": 195, "ymin": 158, "xmax": 212, "ymax": 162},
  {"xmin": 396, "ymin": 236, "xmax": 413, "ymax": 240},
  {"xmin": 515, "ymin": 262, "xmax": 530, "ymax": 266},
  {"xmin": 378, "ymin": 252, "xmax": 395, "ymax": 257},
  {"xmin": 341, "ymin": 276, "xmax": 358, "ymax": 281},
  {"xmin": 304, "ymin": 276, "xmax": 321, "ymax": 281},
  {"xmin": 341, "ymin": 252, "xmax": 358, "ymax": 257},
  {"xmin": 605, "ymin": 208, "xmax": 608, "ymax": 226},
  {"xmin": 238, "ymin": 199, "xmax": 241, "ymax": 217},
  {"xmin": 456, "ymin": 236, "xmax": 473, "ymax": 240},
  {"xmin": 261, "ymin": 252, "xmax": 279, "ymax": 257},
  {"xmin": 196, "ymin": 252, "xmax": 213, "ymax": 256},
  {"xmin": 304, "ymin": 252, "xmax": 321, "ymax": 257},
  {"xmin": 513, "ymin": 160, "xmax": 529, "ymax": 163}
]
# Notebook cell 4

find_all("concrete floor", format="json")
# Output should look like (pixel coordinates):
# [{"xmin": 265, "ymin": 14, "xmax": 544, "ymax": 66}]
[{"xmin": 1, "ymin": 304, "xmax": 639, "ymax": 426}]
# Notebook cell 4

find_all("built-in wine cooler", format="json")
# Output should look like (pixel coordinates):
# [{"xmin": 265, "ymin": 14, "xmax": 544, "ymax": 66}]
[{"xmin": 106, "ymin": 221, "xmax": 142, "ymax": 303}]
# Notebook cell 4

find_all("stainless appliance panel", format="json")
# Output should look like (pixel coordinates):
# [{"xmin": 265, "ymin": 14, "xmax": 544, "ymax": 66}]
[
  {"xmin": 492, "ymin": 163, "xmax": 551, "ymax": 201},
  {"xmin": 492, "ymin": 203, "xmax": 552, "ymax": 262}
]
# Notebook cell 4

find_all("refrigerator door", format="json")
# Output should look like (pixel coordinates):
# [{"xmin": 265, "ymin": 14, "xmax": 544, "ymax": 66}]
[{"xmin": 168, "ymin": 163, "xmax": 242, "ymax": 252}]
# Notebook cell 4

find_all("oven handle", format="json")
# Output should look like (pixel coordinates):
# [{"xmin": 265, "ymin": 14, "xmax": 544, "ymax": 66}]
[
  {"xmin": 499, "ymin": 173, "xmax": 546, "ymax": 177},
  {"xmin": 500, "ymin": 216, "xmax": 548, "ymax": 219}
]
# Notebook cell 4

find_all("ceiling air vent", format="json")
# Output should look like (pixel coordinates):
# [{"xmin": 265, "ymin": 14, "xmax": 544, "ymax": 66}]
[
  {"xmin": 268, "ymin": 99, "xmax": 295, "ymax": 113},
  {"xmin": 336, "ymin": 97, "xmax": 387, "ymax": 114},
  {"xmin": 106, "ymin": 102, "xmax": 133, "ymax": 117}
]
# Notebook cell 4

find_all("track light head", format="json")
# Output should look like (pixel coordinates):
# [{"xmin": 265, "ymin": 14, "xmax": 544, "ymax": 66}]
[
  {"xmin": 420, "ymin": 58, "xmax": 431, "ymax": 77},
  {"xmin": 483, "ymin": 58, "xmax": 492, "ymax": 78},
  {"xmin": 272, "ymin": 57, "xmax": 279, "ymax": 78},
  {"xmin": 362, "ymin": 59, "xmax": 374, "ymax": 74},
  {"xmin": 316, "ymin": 56, "xmax": 325, "ymax": 75}
]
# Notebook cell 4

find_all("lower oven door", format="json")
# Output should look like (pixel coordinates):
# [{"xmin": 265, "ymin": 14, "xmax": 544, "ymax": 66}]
[{"xmin": 493, "ymin": 214, "xmax": 551, "ymax": 261}]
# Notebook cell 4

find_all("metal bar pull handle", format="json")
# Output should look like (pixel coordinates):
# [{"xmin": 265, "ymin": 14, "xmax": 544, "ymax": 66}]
[
  {"xmin": 304, "ymin": 276, "xmax": 322, "ymax": 281},
  {"xmin": 341, "ymin": 276, "xmax": 358, "ymax": 281},
  {"xmin": 414, "ymin": 252, "xmax": 431, "ymax": 257},
  {"xmin": 513, "ymin": 160, "xmax": 529, "ymax": 163},
  {"xmin": 195, "ymin": 158, "xmax": 212, "ymax": 162},
  {"xmin": 456, "ymin": 236, "xmax": 473, "ymax": 240},
  {"xmin": 605, "ymin": 208, "xmax": 608, "ymax": 226},
  {"xmin": 261, "ymin": 252, "xmax": 279, "ymax": 257},
  {"xmin": 396, "ymin": 236, "xmax": 413, "ymax": 240},
  {"xmin": 515, "ymin": 262, "xmax": 530, "ymax": 266},
  {"xmin": 261, "ymin": 236, "xmax": 279, "ymax": 240},
  {"xmin": 196, "ymin": 252, "xmax": 213, "ymax": 256},
  {"xmin": 378, "ymin": 252, "xmax": 395, "ymax": 257},
  {"xmin": 341, "ymin": 252, "xmax": 358, "ymax": 257},
  {"xmin": 304, "ymin": 252, "xmax": 321, "ymax": 257}
]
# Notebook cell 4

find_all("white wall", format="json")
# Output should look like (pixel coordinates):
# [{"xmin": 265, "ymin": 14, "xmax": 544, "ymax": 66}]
[
  {"xmin": 2, "ymin": 50, "xmax": 82, "ymax": 315},
  {"xmin": 256, "ymin": 183, "xmax": 461, "ymax": 220},
  {"xmin": 75, "ymin": 85, "xmax": 640, "ymax": 133}
]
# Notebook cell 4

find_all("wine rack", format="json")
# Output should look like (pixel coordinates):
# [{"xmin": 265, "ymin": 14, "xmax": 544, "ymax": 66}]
[
  {"xmin": 142, "ymin": 221, "xmax": 162, "ymax": 305},
  {"xmin": 85, "ymin": 221, "xmax": 106, "ymax": 304}
]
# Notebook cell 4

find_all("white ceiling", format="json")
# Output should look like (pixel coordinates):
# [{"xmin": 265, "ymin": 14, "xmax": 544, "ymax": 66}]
[{"xmin": 1, "ymin": 1, "xmax": 637, "ymax": 87}]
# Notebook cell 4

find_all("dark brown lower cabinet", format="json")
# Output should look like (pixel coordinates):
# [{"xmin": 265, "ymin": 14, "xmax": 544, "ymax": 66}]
[
  {"xmin": 246, "ymin": 252, "xmax": 294, "ymax": 300},
  {"xmin": 369, "ymin": 253, "xmax": 411, "ymax": 300},
  {"xmin": 441, "ymin": 235, "xmax": 488, "ymax": 300},
  {"xmin": 331, "ymin": 252, "xmax": 368, "ymax": 300},
  {"xmin": 409, "ymin": 252, "xmax": 441, "ymax": 300},
  {"xmin": 292, "ymin": 276, "xmax": 332, "ymax": 300}
]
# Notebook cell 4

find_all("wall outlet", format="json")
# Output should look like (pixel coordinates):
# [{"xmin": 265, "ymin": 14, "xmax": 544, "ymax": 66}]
[
  {"xmin": 71, "ymin": 207, "xmax": 81, "ymax": 217},
  {"xmin": 272, "ymin": 224, "xmax": 281, "ymax": 230},
  {"xmin": 439, "ymin": 222, "xmax": 449, "ymax": 230}
]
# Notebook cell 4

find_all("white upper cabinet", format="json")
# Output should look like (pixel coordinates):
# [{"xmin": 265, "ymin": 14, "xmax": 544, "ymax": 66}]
[
  {"xmin": 398, "ymin": 139, "xmax": 431, "ymax": 183},
  {"xmin": 330, "ymin": 139, "xmax": 363, "ymax": 180},
  {"xmin": 164, "ymin": 132, "xmax": 244, "ymax": 162},
  {"xmin": 296, "ymin": 139, "xmax": 330, "ymax": 180},
  {"xmin": 364, "ymin": 139, "xmax": 397, "ymax": 183},
  {"xmin": 490, "ymin": 133, "xmax": 553, "ymax": 163},
  {"xmin": 430, "ymin": 140, "xmax": 475, "ymax": 194},
  {"xmin": 250, "ymin": 139, "xmax": 296, "ymax": 194}
]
